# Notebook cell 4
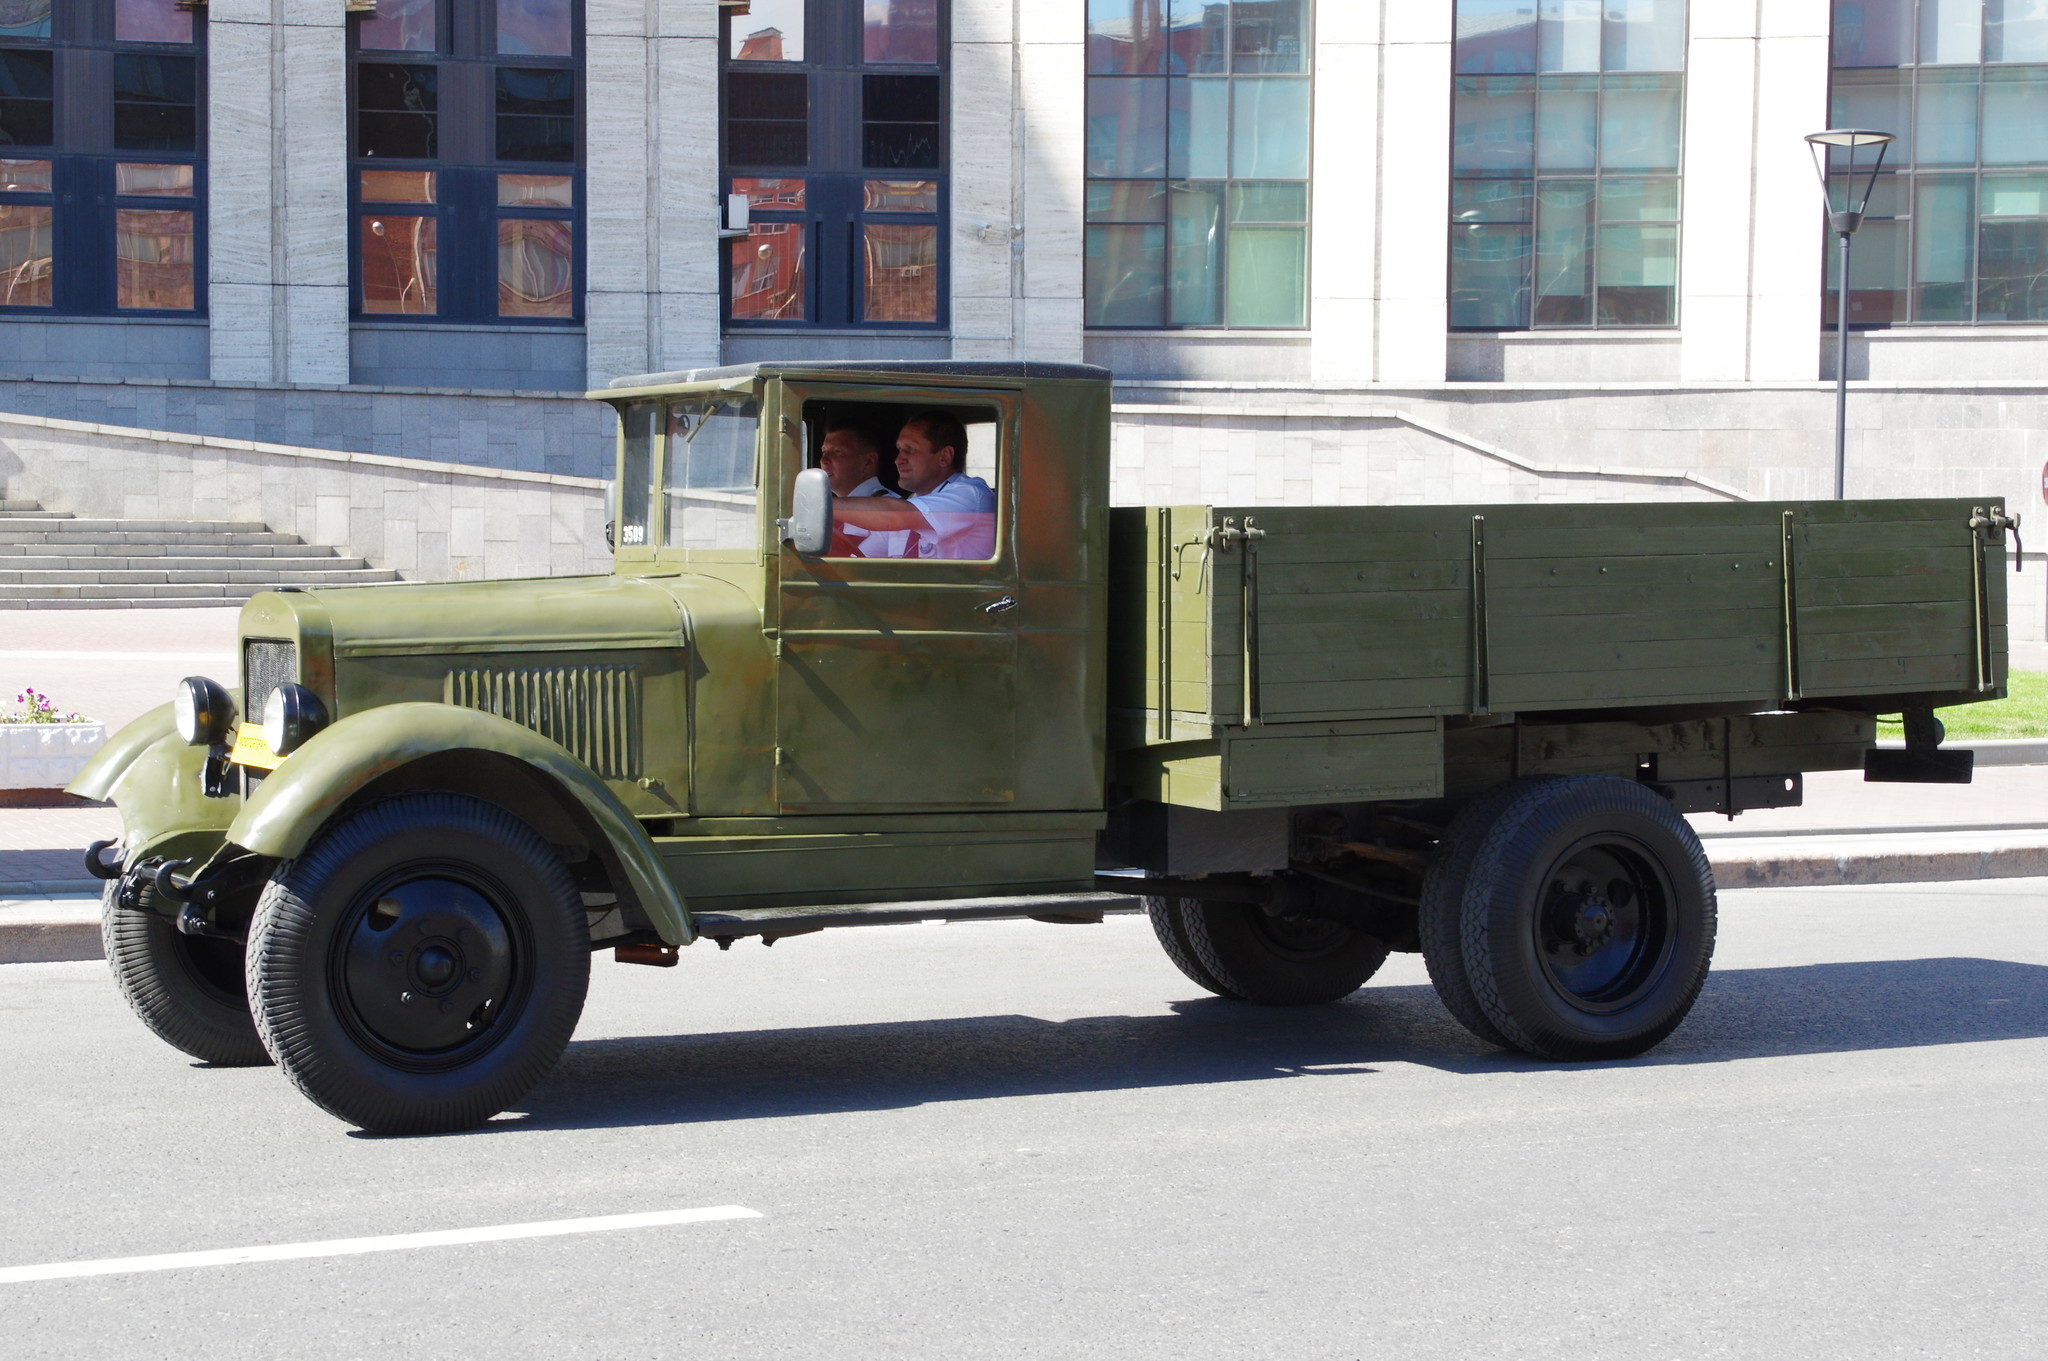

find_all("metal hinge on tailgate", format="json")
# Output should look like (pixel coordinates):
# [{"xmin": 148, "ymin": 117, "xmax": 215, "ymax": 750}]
[
  {"xmin": 1968, "ymin": 505, "xmax": 2021, "ymax": 693},
  {"xmin": 1970, "ymin": 505, "xmax": 2023, "ymax": 571},
  {"xmin": 1209, "ymin": 517, "xmax": 1267, "ymax": 726}
]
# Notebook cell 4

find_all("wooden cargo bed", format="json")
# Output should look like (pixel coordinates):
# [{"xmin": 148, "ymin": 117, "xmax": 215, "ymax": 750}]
[{"xmin": 1106, "ymin": 499, "xmax": 2012, "ymax": 811}]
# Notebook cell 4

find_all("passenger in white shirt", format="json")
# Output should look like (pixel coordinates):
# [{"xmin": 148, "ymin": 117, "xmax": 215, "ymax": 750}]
[
  {"xmin": 816, "ymin": 423, "xmax": 908, "ymax": 557},
  {"xmin": 833, "ymin": 410, "xmax": 996, "ymax": 560}
]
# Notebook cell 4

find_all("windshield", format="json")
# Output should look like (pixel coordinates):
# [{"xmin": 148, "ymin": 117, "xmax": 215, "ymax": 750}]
[{"xmin": 664, "ymin": 398, "xmax": 760, "ymax": 549}]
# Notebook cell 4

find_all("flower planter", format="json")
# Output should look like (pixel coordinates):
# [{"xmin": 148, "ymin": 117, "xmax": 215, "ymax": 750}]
[{"xmin": 0, "ymin": 722, "xmax": 108, "ymax": 794}]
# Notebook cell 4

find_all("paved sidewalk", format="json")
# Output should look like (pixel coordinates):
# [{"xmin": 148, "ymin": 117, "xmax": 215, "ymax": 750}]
[{"xmin": 2, "ymin": 606, "xmax": 239, "ymax": 731}]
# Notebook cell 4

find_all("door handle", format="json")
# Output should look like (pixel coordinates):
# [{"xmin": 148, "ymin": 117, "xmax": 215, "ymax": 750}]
[{"xmin": 981, "ymin": 595, "xmax": 1018, "ymax": 615}]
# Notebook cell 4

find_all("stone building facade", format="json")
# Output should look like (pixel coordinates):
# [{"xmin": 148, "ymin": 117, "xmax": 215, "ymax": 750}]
[{"xmin": 0, "ymin": 0, "xmax": 2042, "ymax": 635}]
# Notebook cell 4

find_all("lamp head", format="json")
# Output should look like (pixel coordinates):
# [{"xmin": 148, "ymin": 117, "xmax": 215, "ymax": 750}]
[{"xmin": 1806, "ymin": 128, "xmax": 1898, "ymax": 150}]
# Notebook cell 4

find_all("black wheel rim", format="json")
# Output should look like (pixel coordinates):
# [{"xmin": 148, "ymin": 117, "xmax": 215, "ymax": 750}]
[
  {"xmin": 1250, "ymin": 910, "xmax": 1353, "ymax": 959},
  {"xmin": 1530, "ymin": 834, "xmax": 1677, "ymax": 1014},
  {"xmin": 170, "ymin": 927, "xmax": 249, "ymax": 1006},
  {"xmin": 332, "ymin": 864, "xmax": 533, "ymax": 1073}
]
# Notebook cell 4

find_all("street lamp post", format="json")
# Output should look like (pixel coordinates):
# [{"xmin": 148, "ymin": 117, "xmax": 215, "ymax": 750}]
[{"xmin": 1805, "ymin": 128, "xmax": 1897, "ymax": 501}]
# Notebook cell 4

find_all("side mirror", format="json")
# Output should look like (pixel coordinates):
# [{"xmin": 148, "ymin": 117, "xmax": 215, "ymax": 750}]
[
  {"xmin": 602, "ymin": 480, "xmax": 616, "ymax": 552},
  {"xmin": 779, "ymin": 467, "xmax": 833, "ymax": 556}
]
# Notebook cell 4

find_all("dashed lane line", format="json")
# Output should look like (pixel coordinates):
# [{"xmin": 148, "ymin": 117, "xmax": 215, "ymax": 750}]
[{"xmin": 0, "ymin": 1206, "xmax": 763, "ymax": 1285}]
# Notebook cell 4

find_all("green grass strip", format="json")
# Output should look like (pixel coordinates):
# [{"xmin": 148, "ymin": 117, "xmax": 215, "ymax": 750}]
[{"xmin": 1877, "ymin": 669, "xmax": 2048, "ymax": 740}]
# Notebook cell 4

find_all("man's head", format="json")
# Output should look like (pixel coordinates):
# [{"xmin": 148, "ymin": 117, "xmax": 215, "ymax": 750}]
[
  {"xmin": 895, "ymin": 410, "xmax": 970, "ymax": 496},
  {"xmin": 819, "ymin": 423, "xmax": 882, "ymax": 496}
]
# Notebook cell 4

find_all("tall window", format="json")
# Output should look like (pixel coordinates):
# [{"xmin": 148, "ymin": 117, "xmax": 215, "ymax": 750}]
[
  {"xmin": 348, "ymin": 0, "xmax": 581, "ymax": 323},
  {"xmin": 0, "ymin": 0, "xmax": 203, "ymax": 315},
  {"xmin": 1830, "ymin": 0, "xmax": 2048, "ymax": 325},
  {"xmin": 1449, "ymin": 0, "xmax": 1686, "ymax": 330},
  {"xmin": 1083, "ymin": 0, "xmax": 1312, "ymax": 330},
  {"xmin": 722, "ymin": 0, "xmax": 948, "ymax": 329}
]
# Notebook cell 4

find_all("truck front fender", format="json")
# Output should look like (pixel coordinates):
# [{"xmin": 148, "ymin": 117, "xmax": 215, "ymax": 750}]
[
  {"xmin": 226, "ymin": 703, "xmax": 690, "ymax": 945},
  {"xmin": 68, "ymin": 697, "xmax": 195, "ymax": 803}
]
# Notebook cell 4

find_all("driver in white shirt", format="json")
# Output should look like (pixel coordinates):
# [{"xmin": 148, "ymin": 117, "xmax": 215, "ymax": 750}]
[{"xmin": 833, "ymin": 410, "xmax": 996, "ymax": 560}]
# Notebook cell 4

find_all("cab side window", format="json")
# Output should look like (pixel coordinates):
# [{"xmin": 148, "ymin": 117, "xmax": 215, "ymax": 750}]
[{"xmin": 802, "ymin": 398, "xmax": 1000, "ymax": 561}]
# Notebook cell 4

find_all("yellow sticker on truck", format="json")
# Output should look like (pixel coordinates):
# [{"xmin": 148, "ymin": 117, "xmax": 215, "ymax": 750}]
[{"xmin": 229, "ymin": 722, "xmax": 282, "ymax": 771}]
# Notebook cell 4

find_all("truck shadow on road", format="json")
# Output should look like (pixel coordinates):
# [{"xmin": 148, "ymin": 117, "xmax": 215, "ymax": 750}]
[{"xmin": 514, "ymin": 957, "xmax": 2048, "ymax": 1132}]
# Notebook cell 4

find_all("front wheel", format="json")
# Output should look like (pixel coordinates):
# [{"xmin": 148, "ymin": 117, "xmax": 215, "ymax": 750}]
[
  {"xmin": 103, "ymin": 878, "xmax": 271, "ymax": 1068},
  {"xmin": 1420, "ymin": 776, "xmax": 1716, "ymax": 1061},
  {"xmin": 246, "ymin": 793, "xmax": 591, "ymax": 1135}
]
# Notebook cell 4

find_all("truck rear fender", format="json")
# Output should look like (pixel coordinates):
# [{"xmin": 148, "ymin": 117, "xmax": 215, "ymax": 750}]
[{"xmin": 225, "ymin": 703, "xmax": 690, "ymax": 946}]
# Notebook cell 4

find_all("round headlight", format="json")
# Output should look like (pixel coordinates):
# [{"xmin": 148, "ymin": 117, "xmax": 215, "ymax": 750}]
[
  {"xmin": 174, "ymin": 676, "xmax": 234, "ymax": 747},
  {"xmin": 261, "ymin": 683, "xmax": 329, "ymax": 757}
]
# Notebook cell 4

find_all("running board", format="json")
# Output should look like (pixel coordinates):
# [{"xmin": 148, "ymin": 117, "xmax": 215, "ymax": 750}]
[{"xmin": 692, "ymin": 891, "xmax": 1145, "ymax": 943}]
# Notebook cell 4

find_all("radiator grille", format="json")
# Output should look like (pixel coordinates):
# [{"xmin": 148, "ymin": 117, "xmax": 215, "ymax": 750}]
[
  {"xmin": 242, "ymin": 639, "xmax": 298, "ymax": 713},
  {"xmin": 445, "ymin": 664, "xmax": 642, "ymax": 779}
]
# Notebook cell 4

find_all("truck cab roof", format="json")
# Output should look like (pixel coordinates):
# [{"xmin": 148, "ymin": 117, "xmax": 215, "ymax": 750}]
[{"xmin": 601, "ymin": 359, "xmax": 1113, "ymax": 392}]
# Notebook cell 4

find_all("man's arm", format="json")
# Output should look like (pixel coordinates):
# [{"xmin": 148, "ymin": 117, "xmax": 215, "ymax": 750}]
[{"xmin": 833, "ymin": 496, "xmax": 934, "ymax": 535}]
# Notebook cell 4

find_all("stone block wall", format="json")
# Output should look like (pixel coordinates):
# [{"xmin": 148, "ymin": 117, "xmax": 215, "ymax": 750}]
[
  {"xmin": 0, "ymin": 414, "xmax": 612, "ymax": 584},
  {"xmin": 0, "ymin": 379, "xmax": 613, "ymax": 478}
]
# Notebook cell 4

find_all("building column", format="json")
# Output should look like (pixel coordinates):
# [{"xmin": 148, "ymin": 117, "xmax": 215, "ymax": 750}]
[
  {"xmin": 1307, "ymin": 5, "xmax": 1382, "ymax": 383},
  {"xmin": 1015, "ymin": 0, "xmax": 1085, "ymax": 364},
  {"xmin": 1680, "ymin": 2, "xmax": 1830, "ymax": 382},
  {"xmin": 1354, "ymin": 1, "xmax": 1452, "ymax": 386},
  {"xmin": 208, "ymin": 0, "xmax": 348, "ymax": 387},
  {"xmin": 950, "ymin": 0, "xmax": 1021, "ymax": 361},
  {"xmin": 584, "ymin": 0, "xmax": 720, "ymax": 389}
]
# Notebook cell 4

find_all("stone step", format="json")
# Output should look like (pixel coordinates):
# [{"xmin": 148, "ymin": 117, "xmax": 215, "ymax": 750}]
[
  {"xmin": 0, "ymin": 553, "xmax": 360, "ymax": 572},
  {"xmin": 0, "ymin": 516, "xmax": 273, "ymax": 534},
  {"xmin": 0, "ymin": 579, "xmax": 401, "ymax": 601},
  {"xmin": 0, "ymin": 505, "xmax": 62, "ymax": 517},
  {"xmin": 0, "ymin": 540, "xmax": 331, "ymax": 558},
  {"xmin": 0, "ymin": 567, "xmax": 394, "ymax": 586},
  {"xmin": 0, "ymin": 529, "xmax": 306, "ymax": 547}
]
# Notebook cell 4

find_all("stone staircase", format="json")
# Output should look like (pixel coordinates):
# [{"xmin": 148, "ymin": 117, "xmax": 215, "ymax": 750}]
[{"xmin": 0, "ymin": 498, "xmax": 401, "ymax": 608}]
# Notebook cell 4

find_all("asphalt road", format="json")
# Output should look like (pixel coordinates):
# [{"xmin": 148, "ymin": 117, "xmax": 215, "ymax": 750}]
[{"xmin": 2, "ymin": 879, "xmax": 2044, "ymax": 1360}]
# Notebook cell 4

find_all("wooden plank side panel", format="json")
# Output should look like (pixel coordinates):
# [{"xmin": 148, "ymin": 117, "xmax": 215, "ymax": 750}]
[{"xmin": 1183, "ymin": 498, "xmax": 1991, "ymax": 726}]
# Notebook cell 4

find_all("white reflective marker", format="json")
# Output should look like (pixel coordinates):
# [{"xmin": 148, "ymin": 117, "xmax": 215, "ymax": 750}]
[{"xmin": 0, "ymin": 1206, "xmax": 762, "ymax": 1285}]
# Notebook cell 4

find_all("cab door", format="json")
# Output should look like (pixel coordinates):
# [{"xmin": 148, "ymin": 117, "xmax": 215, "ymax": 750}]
[{"xmin": 770, "ymin": 383, "xmax": 1022, "ymax": 812}]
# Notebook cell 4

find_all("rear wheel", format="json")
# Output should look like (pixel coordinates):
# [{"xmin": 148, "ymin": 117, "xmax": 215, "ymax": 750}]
[
  {"xmin": 102, "ymin": 877, "xmax": 271, "ymax": 1067},
  {"xmin": 246, "ymin": 793, "xmax": 590, "ymax": 1135},
  {"xmin": 1420, "ymin": 776, "xmax": 1716, "ymax": 1060},
  {"xmin": 1150, "ymin": 895, "xmax": 1389, "ymax": 1005}
]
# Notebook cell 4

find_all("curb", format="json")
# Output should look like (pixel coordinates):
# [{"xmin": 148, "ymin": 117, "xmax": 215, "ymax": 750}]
[
  {"xmin": 1875, "ymin": 737, "xmax": 2048, "ymax": 767},
  {"xmin": 0, "ymin": 895, "xmax": 100, "ymax": 965},
  {"xmin": 1710, "ymin": 843, "xmax": 2048, "ymax": 890},
  {"xmin": 7, "ymin": 841, "xmax": 2048, "ymax": 965}
]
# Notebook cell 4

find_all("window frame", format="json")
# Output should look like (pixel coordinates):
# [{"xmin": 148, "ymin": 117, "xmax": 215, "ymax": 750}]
[
  {"xmin": 345, "ymin": 0, "xmax": 585, "ymax": 328},
  {"xmin": 0, "ymin": 1, "xmax": 207, "ymax": 319},
  {"xmin": 719, "ymin": 0, "xmax": 952, "ymax": 333},
  {"xmin": 1446, "ymin": 2, "xmax": 1688, "ymax": 334},
  {"xmin": 1081, "ymin": 0, "xmax": 1316, "ymax": 333},
  {"xmin": 1827, "ymin": 2, "xmax": 2048, "ymax": 328}
]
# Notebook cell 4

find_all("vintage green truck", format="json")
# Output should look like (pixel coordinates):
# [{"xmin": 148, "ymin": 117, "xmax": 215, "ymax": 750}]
[{"xmin": 69, "ymin": 361, "xmax": 2019, "ymax": 1134}]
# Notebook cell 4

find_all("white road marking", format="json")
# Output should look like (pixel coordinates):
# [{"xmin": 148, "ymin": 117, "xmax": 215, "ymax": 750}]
[
  {"xmin": 0, "ymin": 651, "xmax": 237, "ymax": 664},
  {"xmin": 0, "ymin": 1205, "xmax": 762, "ymax": 1285}
]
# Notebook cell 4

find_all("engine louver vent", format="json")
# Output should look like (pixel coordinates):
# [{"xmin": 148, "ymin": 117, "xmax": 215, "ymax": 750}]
[
  {"xmin": 445, "ymin": 664, "xmax": 643, "ymax": 780},
  {"xmin": 243, "ymin": 638, "xmax": 298, "ymax": 712}
]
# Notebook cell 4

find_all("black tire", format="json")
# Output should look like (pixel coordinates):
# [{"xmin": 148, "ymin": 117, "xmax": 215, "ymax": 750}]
[
  {"xmin": 102, "ymin": 878, "xmax": 273, "ymax": 1068},
  {"xmin": 1156, "ymin": 895, "xmax": 1389, "ymax": 1005},
  {"xmin": 1418, "ymin": 782, "xmax": 1526, "ymax": 1051},
  {"xmin": 246, "ymin": 793, "xmax": 590, "ymax": 1135},
  {"xmin": 1422, "ymin": 776, "xmax": 1716, "ymax": 1061},
  {"xmin": 1144, "ymin": 895, "xmax": 1243, "ymax": 999}
]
